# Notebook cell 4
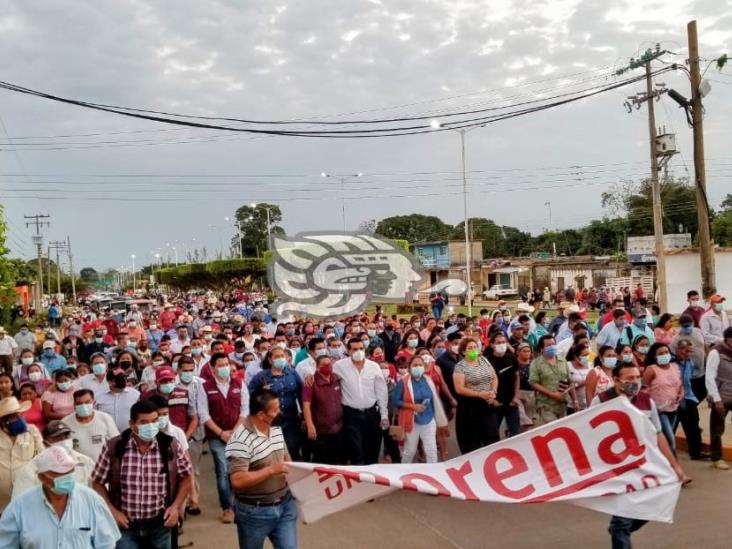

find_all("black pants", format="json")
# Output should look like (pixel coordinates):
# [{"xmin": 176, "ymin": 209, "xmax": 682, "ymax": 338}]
[
  {"xmin": 343, "ymin": 405, "xmax": 381, "ymax": 465},
  {"xmin": 495, "ymin": 403, "xmax": 521, "ymax": 437},
  {"xmin": 455, "ymin": 397, "xmax": 499, "ymax": 454},
  {"xmin": 609, "ymin": 515, "xmax": 647, "ymax": 549},
  {"xmin": 282, "ymin": 421, "xmax": 302, "ymax": 462},
  {"xmin": 381, "ymin": 413, "xmax": 402, "ymax": 463},
  {"xmin": 691, "ymin": 376, "xmax": 707, "ymax": 401},
  {"xmin": 311, "ymin": 432, "xmax": 344, "ymax": 465},
  {"xmin": 710, "ymin": 403, "xmax": 732, "ymax": 462},
  {"xmin": 675, "ymin": 398, "xmax": 703, "ymax": 458}
]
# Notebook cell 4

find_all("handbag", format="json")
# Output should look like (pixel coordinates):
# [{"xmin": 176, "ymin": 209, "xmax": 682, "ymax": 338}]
[{"xmin": 388, "ymin": 414, "xmax": 405, "ymax": 441}]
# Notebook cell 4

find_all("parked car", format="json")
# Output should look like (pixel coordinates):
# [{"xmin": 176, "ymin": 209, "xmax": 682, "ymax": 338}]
[{"xmin": 483, "ymin": 284, "xmax": 518, "ymax": 299}]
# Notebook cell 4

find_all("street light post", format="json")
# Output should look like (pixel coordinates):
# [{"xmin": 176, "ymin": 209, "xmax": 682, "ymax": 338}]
[
  {"xmin": 321, "ymin": 172, "xmax": 363, "ymax": 231},
  {"xmin": 130, "ymin": 254, "xmax": 136, "ymax": 292}
]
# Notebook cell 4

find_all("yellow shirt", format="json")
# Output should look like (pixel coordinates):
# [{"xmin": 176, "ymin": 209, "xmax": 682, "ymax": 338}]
[{"xmin": 0, "ymin": 426, "xmax": 44, "ymax": 512}]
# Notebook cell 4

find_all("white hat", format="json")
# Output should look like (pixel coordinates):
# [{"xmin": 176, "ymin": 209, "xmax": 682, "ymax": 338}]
[
  {"xmin": 0, "ymin": 326, "xmax": 6, "ymax": 334},
  {"xmin": 566, "ymin": 304, "xmax": 581, "ymax": 314},
  {"xmin": 516, "ymin": 302, "xmax": 535, "ymax": 313},
  {"xmin": 43, "ymin": 340, "xmax": 56, "ymax": 350},
  {"xmin": 0, "ymin": 396, "xmax": 31, "ymax": 418},
  {"xmin": 35, "ymin": 446, "xmax": 75, "ymax": 474}
]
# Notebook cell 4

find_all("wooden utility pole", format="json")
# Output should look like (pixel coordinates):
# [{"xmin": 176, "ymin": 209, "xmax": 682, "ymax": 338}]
[
  {"xmin": 688, "ymin": 20, "xmax": 716, "ymax": 297},
  {"xmin": 645, "ymin": 61, "xmax": 668, "ymax": 313},
  {"xmin": 24, "ymin": 214, "xmax": 50, "ymax": 312},
  {"xmin": 67, "ymin": 236, "xmax": 77, "ymax": 304}
]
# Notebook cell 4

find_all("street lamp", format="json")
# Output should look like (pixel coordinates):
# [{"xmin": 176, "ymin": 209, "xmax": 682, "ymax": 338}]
[
  {"xmin": 321, "ymin": 172, "xmax": 363, "ymax": 231},
  {"xmin": 251, "ymin": 202, "xmax": 272, "ymax": 252},
  {"xmin": 130, "ymin": 254, "xmax": 136, "ymax": 292},
  {"xmin": 430, "ymin": 120, "xmax": 481, "ymax": 316}
]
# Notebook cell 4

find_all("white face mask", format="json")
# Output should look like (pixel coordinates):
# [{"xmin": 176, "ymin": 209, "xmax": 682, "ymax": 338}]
[
  {"xmin": 351, "ymin": 350, "xmax": 366, "ymax": 362},
  {"xmin": 493, "ymin": 343, "xmax": 508, "ymax": 354},
  {"xmin": 54, "ymin": 438, "xmax": 74, "ymax": 452},
  {"xmin": 29, "ymin": 371, "xmax": 42, "ymax": 382}
]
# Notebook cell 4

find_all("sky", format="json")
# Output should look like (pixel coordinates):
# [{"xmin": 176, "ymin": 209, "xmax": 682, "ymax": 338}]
[{"xmin": 0, "ymin": 0, "xmax": 731, "ymax": 271}]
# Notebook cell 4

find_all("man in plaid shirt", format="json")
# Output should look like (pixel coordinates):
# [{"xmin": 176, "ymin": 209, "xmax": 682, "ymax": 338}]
[{"xmin": 92, "ymin": 399, "xmax": 192, "ymax": 549}]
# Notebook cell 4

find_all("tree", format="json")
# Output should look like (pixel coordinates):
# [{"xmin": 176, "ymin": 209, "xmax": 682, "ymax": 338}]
[
  {"xmin": 577, "ymin": 217, "xmax": 629, "ymax": 255},
  {"xmin": 375, "ymin": 214, "xmax": 451, "ymax": 243},
  {"xmin": 0, "ymin": 205, "xmax": 34, "ymax": 323},
  {"xmin": 451, "ymin": 218, "xmax": 505, "ymax": 257},
  {"xmin": 712, "ymin": 211, "xmax": 732, "ymax": 246},
  {"xmin": 602, "ymin": 177, "xmax": 698, "ymax": 236},
  {"xmin": 231, "ymin": 203, "xmax": 284, "ymax": 257},
  {"xmin": 80, "ymin": 267, "xmax": 99, "ymax": 282},
  {"xmin": 357, "ymin": 219, "xmax": 377, "ymax": 235},
  {"xmin": 720, "ymin": 193, "xmax": 732, "ymax": 213}
]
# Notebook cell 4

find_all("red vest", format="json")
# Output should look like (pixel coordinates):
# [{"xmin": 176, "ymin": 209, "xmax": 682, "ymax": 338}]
[
  {"xmin": 141, "ymin": 387, "xmax": 190, "ymax": 430},
  {"xmin": 203, "ymin": 377, "xmax": 243, "ymax": 440}
]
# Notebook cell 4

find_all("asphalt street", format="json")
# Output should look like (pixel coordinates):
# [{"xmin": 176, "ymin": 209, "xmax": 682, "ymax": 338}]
[{"xmin": 180, "ymin": 442, "xmax": 732, "ymax": 549}]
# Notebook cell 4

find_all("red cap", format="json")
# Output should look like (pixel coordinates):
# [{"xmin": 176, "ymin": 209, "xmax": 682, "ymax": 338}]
[
  {"xmin": 155, "ymin": 366, "xmax": 176, "ymax": 382},
  {"xmin": 710, "ymin": 294, "xmax": 726, "ymax": 303}
]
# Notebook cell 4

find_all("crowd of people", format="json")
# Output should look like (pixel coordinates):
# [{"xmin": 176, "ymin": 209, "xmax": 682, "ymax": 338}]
[{"xmin": 0, "ymin": 287, "xmax": 729, "ymax": 548}]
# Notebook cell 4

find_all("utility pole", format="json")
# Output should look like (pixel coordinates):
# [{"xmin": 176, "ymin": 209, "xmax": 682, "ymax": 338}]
[
  {"xmin": 67, "ymin": 236, "xmax": 76, "ymax": 304},
  {"xmin": 24, "ymin": 214, "xmax": 50, "ymax": 313},
  {"xmin": 459, "ymin": 129, "xmax": 472, "ymax": 317},
  {"xmin": 688, "ymin": 20, "xmax": 716, "ymax": 297},
  {"xmin": 49, "ymin": 241, "xmax": 65, "ymax": 298},
  {"xmin": 645, "ymin": 60, "xmax": 668, "ymax": 313}
]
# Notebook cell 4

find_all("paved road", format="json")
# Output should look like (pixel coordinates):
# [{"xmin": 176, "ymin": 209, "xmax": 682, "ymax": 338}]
[{"xmin": 180, "ymin": 446, "xmax": 732, "ymax": 548}]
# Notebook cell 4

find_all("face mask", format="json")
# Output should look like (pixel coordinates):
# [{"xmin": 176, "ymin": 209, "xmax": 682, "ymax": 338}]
[
  {"xmin": 179, "ymin": 371, "xmax": 194, "ymax": 384},
  {"xmin": 172, "ymin": 362, "xmax": 179, "ymax": 370},
  {"xmin": 411, "ymin": 365, "xmax": 424, "ymax": 378},
  {"xmin": 367, "ymin": 329, "xmax": 376, "ymax": 338},
  {"xmin": 421, "ymin": 355, "xmax": 433, "ymax": 364},
  {"xmin": 20, "ymin": 328, "xmax": 28, "ymax": 334},
  {"xmin": 93, "ymin": 337, "xmax": 104, "ymax": 344},
  {"xmin": 381, "ymin": 368, "xmax": 390, "ymax": 379},
  {"xmin": 191, "ymin": 348, "xmax": 202, "ymax": 356},
  {"xmin": 273, "ymin": 357, "xmax": 288, "ymax": 370},
  {"xmin": 203, "ymin": 334, "xmax": 213, "ymax": 341},
  {"xmin": 57, "ymin": 381, "xmax": 72, "ymax": 392},
  {"xmin": 621, "ymin": 380, "xmax": 641, "ymax": 397},
  {"xmin": 158, "ymin": 415, "xmax": 170, "ymax": 430},
  {"xmin": 690, "ymin": 299, "xmax": 700, "ymax": 307},
  {"xmin": 330, "ymin": 348, "xmax": 343, "ymax": 359},
  {"xmin": 159, "ymin": 382, "xmax": 176, "ymax": 395},
  {"xmin": 136, "ymin": 422, "xmax": 159, "ymax": 441},
  {"xmin": 465, "ymin": 349, "xmax": 479, "ymax": 361},
  {"xmin": 412, "ymin": 322, "xmax": 420, "ymax": 329},
  {"xmin": 543, "ymin": 345, "xmax": 558, "ymax": 358},
  {"xmin": 318, "ymin": 364, "xmax": 333, "ymax": 377},
  {"xmin": 602, "ymin": 357, "xmax": 617, "ymax": 368},
  {"xmin": 28, "ymin": 371, "xmax": 42, "ymax": 382},
  {"xmin": 435, "ymin": 348, "xmax": 446, "ymax": 357},
  {"xmin": 680, "ymin": 325, "xmax": 693, "ymax": 334},
  {"xmin": 314, "ymin": 348, "xmax": 328, "ymax": 358},
  {"xmin": 634, "ymin": 320, "xmax": 646, "ymax": 329},
  {"xmin": 351, "ymin": 350, "xmax": 366, "ymax": 362},
  {"xmin": 450, "ymin": 344, "xmax": 460, "ymax": 354},
  {"xmin": 75, "ymin": 403, "xmax": 94, "ymax": 418},
  {"xmin": 714, "ymin": 303, "xmax": 725, "ymax": 312},
  {"xmin": 21, "ymin": 357, "xmax": 34, "ymax": 366},
  {"xmin": 119, "ymin": 361, "xmax": 133, "ymax": 370},
  {"xmin": 407, "ymin": 339, "xmax": 418, "ymax": 348},
  {"xmin": 579, "ymin": 356, "xmax": 590, "ymax": 367},
  {"xmin": 127, "ymin": 342, "xmax": 138, "ymax": 349},
  {"xmin": 91, "ymin": 362, "xmax": 106, "ymax": 375},
  {"xmin": 216, "ymin": 366, "xmax": 231, "ymax": 379},
  {"xmin": 398, "ymin": 368, "xmax": 408, "ymax": 376},
  {"xmin": 7, "ymin": 417, "xmax": 28, "ymax": 435},
  {"xmin": 275, "ymin": 342, "xmax": 287, "ymax": 349},
  {"xmin": 503, "ymin": 316, "xmax": 511, "ymax": 324},
  {"xmin": 614, "ymin": 320, "xmax": 625, "ymax": 328},
  {"xmin": 44, "ymin": 349, "xmax": 55, "ymax": 358},
  {"xmin": 50, "ymin": 472, "xmax": 76, "ymax": 495},
  {"xmin": 54, "ymin": 438, "xmax": 74, "ymax": 452},
  {"xmin": 637, "ymin": 346, "xmax": 649, "ymax": 355},
  {"xmin": 493, "ymin": 343, "xmax": 507, "ymax": 355},
  {"xmin": 150, "ymin": 324, "xmax": 158, "ymax": 330},
  {"xmin": 622, "ymin": 354, "xmax": 633, "ymax": 364},
  {"xmin": 657, "ymin": 354, "xmax": 671, "ymax": 365},
  {"xmin": 179, "ymin": 334, "xmax": 188, "ymax": 341}
]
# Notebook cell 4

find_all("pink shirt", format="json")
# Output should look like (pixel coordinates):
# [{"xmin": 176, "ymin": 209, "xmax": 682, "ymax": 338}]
[
  {"xmin": 41, "ymin": 384, "xmax": 77, "ymax": 418},
  {"xmin": 647, "ymin": 363, "xmax": 682, "ymax": 412}
]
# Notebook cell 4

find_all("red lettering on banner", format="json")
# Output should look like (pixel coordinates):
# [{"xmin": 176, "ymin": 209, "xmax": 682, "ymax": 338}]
[
  {"xmin": 317, "ymin": 470, "xmax": 361, "ymax": 500},
  {"xmin": 625, "ymin": 483, "xmax": 637, "ymax": 493},
  {"xmin": 589, "ymin": 410, "xmax": 645, "ymax": 464},
  {"xmin": 445, "ymin": 461, "xmax": 479, "ymax": 501},
  {"xmin": 530, "ymin": 427, "xmax": 592, "ymax": 487},
  {"xmin": 641, "ymin": 474, "xmax": 660, "ymax": 489},
  {"xmin": 399, "ymin": 473, "xmax": 451, "ymax": 496},
  {"xmin": 483, "ymin": 449, "xmax": 535, "ymax": 499}
]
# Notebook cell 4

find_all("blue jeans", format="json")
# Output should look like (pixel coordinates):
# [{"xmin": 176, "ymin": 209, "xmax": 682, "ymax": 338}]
[
  {"xmin": 234, "ymin": 494, "xmax": 298, "ymax": 549},
  {"xmin": 609, "ymin": 515, "xmax": 647, "ymax": 549},
  {"xmin": 117, "ymin": 520, "xmax": 171, "ymax": 549},
  {"xmin": 209, "ymin": 438, "xmax": 233, "ymax": 511},
  {"xmin": 659, "ymin": 411, "xmax": 677, "ymax": 453}
]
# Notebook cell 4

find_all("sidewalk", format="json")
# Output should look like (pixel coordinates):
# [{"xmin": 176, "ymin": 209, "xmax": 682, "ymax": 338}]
[{"xmin": 676, "ymin": 401, "xmax": 732, "ymax": 460}]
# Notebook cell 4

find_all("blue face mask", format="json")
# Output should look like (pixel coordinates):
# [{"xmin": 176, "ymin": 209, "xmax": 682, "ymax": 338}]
[
  {"xmin": 75, "ymin": 404, "xmax": 94, "ymax": 418},
  {"xmin": 50, "ymin": 472, "xmax": 76, "ymax": 495},
  {"xmin": 159, "ymin": 382, "xmax": 176, "ymax": 395},
  {"xmin": 407, "ymin": 339, "xmax": 418, "ymax": 348},
  {"xmin": 602, "ymin": 357, "xmax": 618, "ymax": 368},
  {"xmin": 57, "ymin": 382, "xmax": 72, "ymax": 392},
  {"xmin": 273, "ymin": 357, "xmax": 288, "ymax": 370},
  {"xmin": 657, "ymin": 354, "xmax": 671, "ymax": 365},
  {"xmin": 634, "ymin": 320, "xmax": 647, "ymax": 329},
  {"xmin": 92, "ymin": 363, "xmax": 107, "ymax": 375},
  {"xmin": 216, "ymin": 366, "xmax": 231, "ymax": 379},
  {"xmin": 680, "ymin": 325, "xmax": 693, "ymax": 334},
  {"xmin": 136, "ymin": 422, "xmax": 159, "ymax": 441},
  {"xmin": 44, "ymin": 349, "xmax": 55, "ymax": 358},
  {"xmin": 543, "ymin": 345, "xmax": 558, "ymax": 358},
  {"xmin": 435, "ymin": 348, "xmax": 446, "ymax": 357},
  {"xmin": 622, "ymin": 354, "xmax": 634, "ymax": 364},
  {"xmin": 6, "ymin": 417, "xmax": 28, "ymax": 435},
  {"xmin": 179, "ymin": 371, "xmax": 194, "ymax": 384},
  {"xmin": 158, "ymin": 415, "xmax": 169, "ymax": 430},
  {"xmin": 410, "ymin": 366, "xmax": 424, "ymax": 378}
]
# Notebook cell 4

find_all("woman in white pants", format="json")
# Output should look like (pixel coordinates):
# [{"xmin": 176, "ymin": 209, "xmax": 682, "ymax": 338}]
[{"xmin": 392, "ymin": 354, "xmax": 448, "ymax": 463}]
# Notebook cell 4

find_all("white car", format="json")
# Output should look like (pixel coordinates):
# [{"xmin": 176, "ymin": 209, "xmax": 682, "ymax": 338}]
[{"xmin": 483, "ymin": 284, "xmax": 518, "ymax": 299}]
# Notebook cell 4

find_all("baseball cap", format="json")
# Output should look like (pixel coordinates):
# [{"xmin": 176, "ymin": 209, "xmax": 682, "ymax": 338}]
[
  {"xmin": 155, "ymin": 366, "xmax": 177, "ymax": 382},
  {"xmin": 710, "ymin": 294, "xmax": 726, "ymax": 303},
  {"xmin": 43, "ymin": 420, "xmax": 72, "ymax": 440},
  {"xmin": 510, "ymin": 321, "xmax": 524, "ymax": 331},
  {"xmin": 43, "ymin": 340, "xmax": 56, "ymax": 349},
  {"xmin": 35, "ymin": 446, "xmax": 75, "ymax": 474}
]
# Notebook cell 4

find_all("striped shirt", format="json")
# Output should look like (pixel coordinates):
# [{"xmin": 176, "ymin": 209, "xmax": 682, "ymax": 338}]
[
  {"xmin": 225, "ymin": 418, "xmax": 288, "ymax": 504},
  {"xmin": 454, "ymin": 357, "xmax": 495, "ymax": 392}
]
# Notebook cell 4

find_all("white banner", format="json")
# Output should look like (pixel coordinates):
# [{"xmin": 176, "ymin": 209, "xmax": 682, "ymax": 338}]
[{"xmin": 287, "ymin": 398, "xmax": 681, "ymax": 524}]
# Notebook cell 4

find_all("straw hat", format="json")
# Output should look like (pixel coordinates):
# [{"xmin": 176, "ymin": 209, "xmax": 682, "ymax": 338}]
[{"xmin": 0, "ymin": 397, "xmax": 31, "ymax": 418}]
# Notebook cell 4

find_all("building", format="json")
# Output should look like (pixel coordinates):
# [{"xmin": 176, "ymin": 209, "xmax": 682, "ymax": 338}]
[
  {"xmin": 410, "ymin": 240, "xmax": 483, "ymax": 298},
  {"xmin": 662, "ymin": 247, "xmax": 732, "ymax": 313}
]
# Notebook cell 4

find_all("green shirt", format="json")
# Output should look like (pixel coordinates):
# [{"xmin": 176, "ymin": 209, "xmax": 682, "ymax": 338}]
[{"xmin": 529, "ymin": 355, "xmax": 570, "ymax": 412}]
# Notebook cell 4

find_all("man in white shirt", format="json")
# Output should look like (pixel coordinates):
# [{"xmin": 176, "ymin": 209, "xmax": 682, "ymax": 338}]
[
  {"xmin": 95, "ymin": 365, "xmax": 141, "ymax": 432},
  {"xmin": 295, "ymin": 337, "xmax": 327, "ymax": 381},
  {"xmin": 701, "ymin": 294, "xmax": 730, "ymax": 346},
  {"xmin": 333, "ymin": 337, "xmax": 388, "ymax": 465},
  {"xmin": 0, "ymin": 327, "xmax": 18, "ymax": 375},
  {"xmin": 63, "ymin": 389, "xmax": 119, "ymax": 462},
  {"xmin": 12, "ymin": 325, "xmax": 35, "ymax": 357},
  {"xmin": 78, "ymin": 352, "xmax": 110, "ymax": 396},
  {"xmin": 596, "ymin": 309, "xmax": 627, "ymax": 349},
  {"xmin": 704, "ymin": 326, "xmax": 732, "ymax": 470}
]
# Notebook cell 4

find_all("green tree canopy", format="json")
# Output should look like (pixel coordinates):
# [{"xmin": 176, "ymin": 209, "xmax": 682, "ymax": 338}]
[
  {"xmin": 231, "ymin": 203, "xmax": 284, "ymax": 258},
  {"xmin": 375, "ymin": 214, "xmax": 451, "ymax": 243},
  {"xmin": 80, "ymin": 267, "xmax": 99, "ymax": 281}
]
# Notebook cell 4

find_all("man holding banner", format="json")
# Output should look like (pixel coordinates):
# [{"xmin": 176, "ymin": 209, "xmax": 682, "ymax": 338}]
[{"xmin": 591, "ymin": 359, "xmax": 688, "ymax": 548}]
